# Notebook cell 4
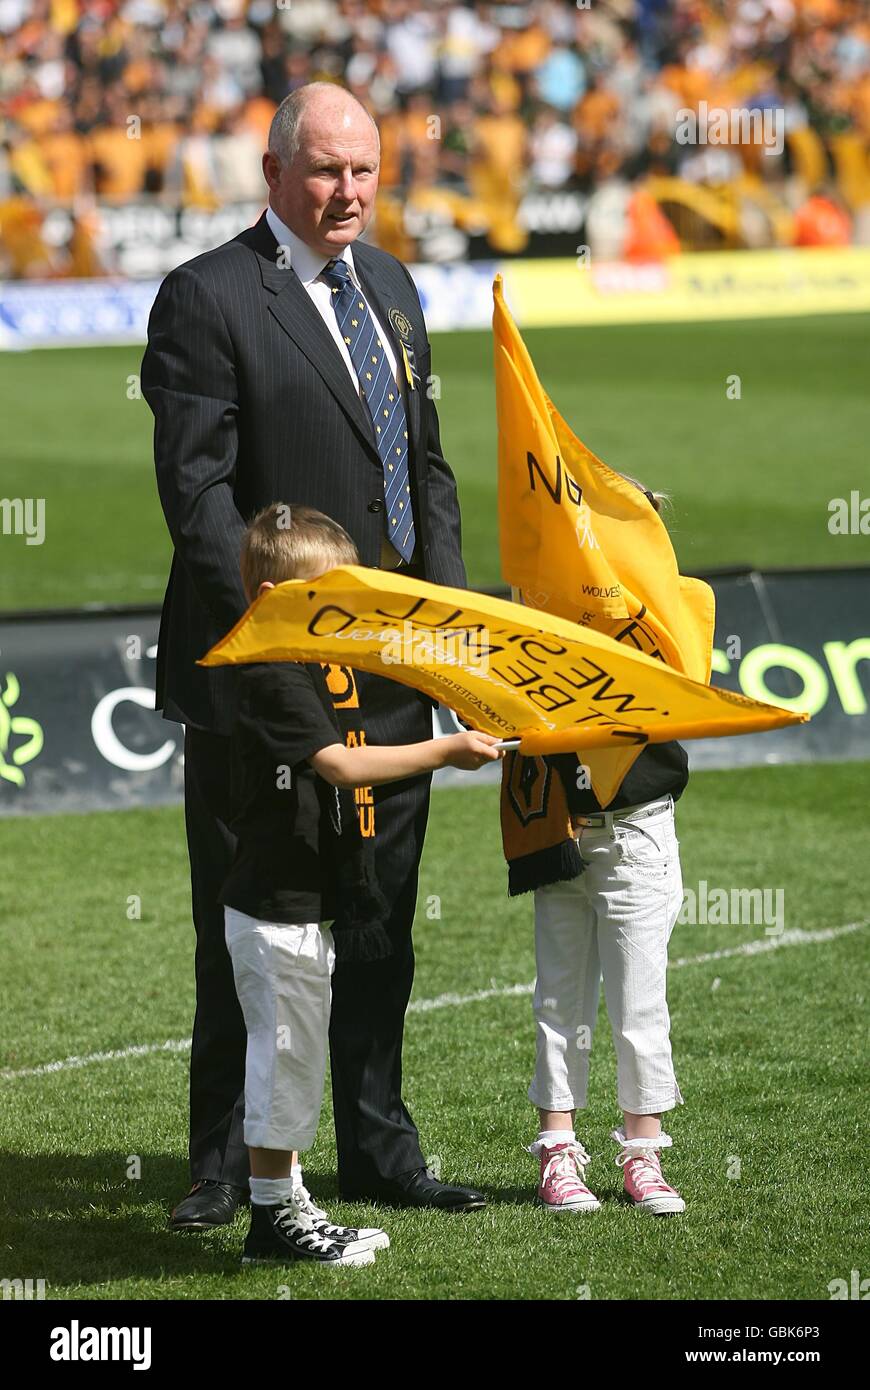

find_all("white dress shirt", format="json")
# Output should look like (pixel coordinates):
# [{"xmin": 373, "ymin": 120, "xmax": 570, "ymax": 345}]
[
  {"xmin": 264, "ymin": 205, "xmax": 406, "ymax": 567},
  {"xmin": 265, "ymin": 206, "xmax": 401, "ymax": 399}
]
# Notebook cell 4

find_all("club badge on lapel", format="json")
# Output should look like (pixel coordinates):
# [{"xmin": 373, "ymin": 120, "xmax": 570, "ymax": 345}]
[{"xmin": 389, "ymin": 306, "xmax": 418, "ymax": 390}]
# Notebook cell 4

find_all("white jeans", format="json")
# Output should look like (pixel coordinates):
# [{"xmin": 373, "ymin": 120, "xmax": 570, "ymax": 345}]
[
  {"xmin": 224, "ymin": 907, "xmax": 335, "ymax": 1151},
  {"xmin": 529, "ymin": 799, "xmax": 684, "ymax": 1117}
]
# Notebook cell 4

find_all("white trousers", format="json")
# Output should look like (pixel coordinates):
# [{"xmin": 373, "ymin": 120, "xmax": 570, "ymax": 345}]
[
  {"xmin": 529, "ymin": 800, "xmax": 684, "ymax": 1117},
  {"xmin": 224, "ymin": 907, "xmax": 335, "ymax": 1151}
]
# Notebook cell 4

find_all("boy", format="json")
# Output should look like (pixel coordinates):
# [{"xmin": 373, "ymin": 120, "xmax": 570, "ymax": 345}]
[{"xmin": 220, "ymin": 502, "xmax": 503, "ymax": 1268}]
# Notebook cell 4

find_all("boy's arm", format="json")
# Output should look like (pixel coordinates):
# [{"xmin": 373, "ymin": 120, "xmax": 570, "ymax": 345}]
[
  {"xmin": 310, "ymin": 729, "xmax": 503, "ymax": 785},
  {"xmin": 240, "ymin": 665, "xmax": 503, "ymax": 785}
]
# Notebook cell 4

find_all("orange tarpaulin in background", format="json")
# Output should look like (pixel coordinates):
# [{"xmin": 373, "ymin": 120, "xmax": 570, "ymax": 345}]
[{"xmin": 624, "ymin": 190, "xmax": 682, "ymax": 261}]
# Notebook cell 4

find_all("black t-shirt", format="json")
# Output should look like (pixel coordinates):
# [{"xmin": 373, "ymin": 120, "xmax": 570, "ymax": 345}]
[
  {"xmin": 218, "ymin": 662, "xmax": 344, "ymax": 926},
  {"xmin": 555, "ymin": 741, "xmax": 689, "ymax": 814}
]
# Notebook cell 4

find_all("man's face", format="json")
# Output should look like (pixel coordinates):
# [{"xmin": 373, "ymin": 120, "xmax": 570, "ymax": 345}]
[{"xmin": 264, "ymin": 104, "xmax": 380, "ymax": 258}]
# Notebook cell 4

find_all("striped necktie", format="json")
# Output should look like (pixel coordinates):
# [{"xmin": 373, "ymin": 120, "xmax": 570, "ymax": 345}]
[{"xmin": 321, "ymin": 256, "xmax": 416, "ymax": 562}]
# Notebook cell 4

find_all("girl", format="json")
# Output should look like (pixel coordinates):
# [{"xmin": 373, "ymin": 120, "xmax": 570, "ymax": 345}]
[{"xmin": 525, "ymin": 479, "xmax": 687, "ymax": 1216}]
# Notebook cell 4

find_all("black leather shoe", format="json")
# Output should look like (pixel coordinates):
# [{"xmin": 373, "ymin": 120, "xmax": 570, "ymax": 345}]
[
  {"xmin": 168, "ymin": 1179, "xmax": 249, "ymax": 1231},
  {"xmin": 340, "ymin": 1167, "xmax": 486, "ymax": 1211}
]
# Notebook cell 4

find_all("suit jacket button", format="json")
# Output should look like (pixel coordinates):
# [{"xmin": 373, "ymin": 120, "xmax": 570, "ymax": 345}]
[{"xmin": 368, "ymin": 499, "xmax": 383, "ymax": 513}]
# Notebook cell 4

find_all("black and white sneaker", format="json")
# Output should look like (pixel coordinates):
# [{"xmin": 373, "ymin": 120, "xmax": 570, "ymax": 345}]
[
  {"xmin": 241, "ymin": 1202, "xmax": 374, "ymax": 1268},
  {"xmin": 293, "ymin": 1181, "xmax": 390, "ymax": 1254}
]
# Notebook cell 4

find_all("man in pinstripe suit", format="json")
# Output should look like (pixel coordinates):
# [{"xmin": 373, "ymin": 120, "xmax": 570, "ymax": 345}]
[{"xmin": 142, "ymin": 82, "xmax": 486, "ymax": 1226}]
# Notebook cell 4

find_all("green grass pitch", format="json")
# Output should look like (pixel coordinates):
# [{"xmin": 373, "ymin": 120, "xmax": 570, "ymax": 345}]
[
  {"xmin": 1, "ymin": 764, "xmax": 867, "ymax": 1301},
  {"xmin": 0, "ymin": 313, "xmax": 868, "ymax": 612}
]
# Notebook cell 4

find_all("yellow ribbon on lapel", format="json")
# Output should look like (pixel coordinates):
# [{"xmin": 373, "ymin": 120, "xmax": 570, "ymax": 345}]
[{"xmin": 400, "ymin": 341, "xmax": 415, "ymax": 390}]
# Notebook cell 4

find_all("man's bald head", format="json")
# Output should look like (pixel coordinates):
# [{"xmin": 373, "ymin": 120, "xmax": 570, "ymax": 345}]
[
  {"xmin": 263, "ymin": 83, "xmax": 381, "ymax": 258},
  {"xmin": 268, "ymin": 82, "xmax": 379, "ymax": 164}
]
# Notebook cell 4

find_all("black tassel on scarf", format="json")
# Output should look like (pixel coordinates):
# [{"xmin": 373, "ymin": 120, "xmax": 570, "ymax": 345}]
[
  {"xmin": 507, "ymin": 836, "xmax": 585, "ymax": 896},
  {"xmin": 318, "ymin": 780, "xmax": 393, "ymax": 964}
]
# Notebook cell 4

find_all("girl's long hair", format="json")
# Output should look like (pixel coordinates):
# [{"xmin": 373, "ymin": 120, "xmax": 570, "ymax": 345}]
[{"xmin": 618, "ymin": 471, "xmax": 670, "ymax": 517}]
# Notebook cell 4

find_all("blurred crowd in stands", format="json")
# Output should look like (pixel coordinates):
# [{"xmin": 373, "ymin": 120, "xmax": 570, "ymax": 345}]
[{"xmin": 0, "ymin": 0, "xmax": 868, "ymax": 275}]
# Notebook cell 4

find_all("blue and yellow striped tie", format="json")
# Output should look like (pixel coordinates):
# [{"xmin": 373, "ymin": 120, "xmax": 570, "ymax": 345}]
[{"xmin": 321, "ymin": 257, "xmax": 416, "ymax": 562}]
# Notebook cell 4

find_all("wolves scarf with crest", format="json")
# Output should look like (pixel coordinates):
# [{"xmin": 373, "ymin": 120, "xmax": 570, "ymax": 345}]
[
  {"xmin": 315, "ymin": 663, "xmax": 392, "ymax": 963},
  {"xmin": 499, "ymin": 749, "xmax": 585, "ymax": 897}
]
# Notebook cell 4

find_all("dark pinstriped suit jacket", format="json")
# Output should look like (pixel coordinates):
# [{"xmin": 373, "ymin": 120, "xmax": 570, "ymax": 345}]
[{"xmin": 142, "ymin": 210, "xmax": 467, "ymax": 736}]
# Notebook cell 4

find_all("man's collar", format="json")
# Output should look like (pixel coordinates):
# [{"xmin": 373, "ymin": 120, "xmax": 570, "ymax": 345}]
[{"xmin": 265, "ymin": 205, "xmax": 359, "ymax": 288}]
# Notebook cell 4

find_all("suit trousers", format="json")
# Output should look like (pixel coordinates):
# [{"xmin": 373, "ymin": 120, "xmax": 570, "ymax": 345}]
[{"xmin": 183, "ymin": 674, "xmax": 433, "ymax": 1191}]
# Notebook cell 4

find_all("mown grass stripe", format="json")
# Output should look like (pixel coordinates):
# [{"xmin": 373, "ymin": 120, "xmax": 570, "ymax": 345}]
[{"xmin": 2, "ymin": 921, "xmax": 864, "ymax": 1082}]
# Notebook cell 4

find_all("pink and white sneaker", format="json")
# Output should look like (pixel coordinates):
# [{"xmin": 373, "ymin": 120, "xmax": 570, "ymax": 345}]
[
  {"xmin": 528, "ymin": 1139, "xmax": 601, "ymax": 1213},
  {"xmin": 612, "ymin": 1127, "xmax": 685, "ymax": 1215}
]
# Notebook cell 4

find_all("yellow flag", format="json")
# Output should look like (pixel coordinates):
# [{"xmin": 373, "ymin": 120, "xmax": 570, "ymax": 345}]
[
  {"xmin": 494, "ymin": 272, "xmax": 716, "ymax": 802},
  {"xmin": 199, "ymin": 566, "xmax": 805, "ymax": 802}
]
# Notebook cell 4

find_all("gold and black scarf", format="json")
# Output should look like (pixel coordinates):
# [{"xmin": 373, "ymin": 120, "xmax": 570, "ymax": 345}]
[
  {"xmin": 314, "ymin": 662, "xmax": 392, "ymax": 963},
  {"xmin": 499, "ymin": 750, "xmax": 585, "ymax": 896}
]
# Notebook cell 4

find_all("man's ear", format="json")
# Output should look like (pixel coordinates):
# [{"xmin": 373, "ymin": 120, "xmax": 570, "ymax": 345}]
[
  {"xmin": 262, "ymin": 150, "xmax": 279, "ymax": 191},
  {"xmin": 257, "ymin": 580, "xmax": 275, "ymax": 598}
]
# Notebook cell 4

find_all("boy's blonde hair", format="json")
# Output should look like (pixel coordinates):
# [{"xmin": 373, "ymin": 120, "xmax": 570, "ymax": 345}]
[{"xmin": 240, "ymin": 502, "xmax": 359, "ymax": 601}]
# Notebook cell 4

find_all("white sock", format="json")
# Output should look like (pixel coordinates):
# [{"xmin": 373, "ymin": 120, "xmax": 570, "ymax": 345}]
[
  {"xmin": 527, "ymin": 1128, "xmax": 576, "ymax": 1157},
  {"xmin": 538, "ymin": 1129, "xmax": 576, "ymax": 1146},
  {"xmin": 616, "ymin": 1134, "xmax": 669, "ymax": 1155},
  {"xmin": 290, "ymin": 1161, "xmax": 303, "ymax": 1188},
  {"xmin": 249, "ymin": 1176, "xmax": 295, "ymax": 1207}
]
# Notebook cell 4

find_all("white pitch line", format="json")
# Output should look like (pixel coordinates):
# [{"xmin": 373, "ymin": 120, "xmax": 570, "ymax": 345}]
[
  {"xmin": 409, "ymin": 981, "xmax": 534, "ymax": 1013},
  {"xmin": 0, "ymin": 1037, "xmax": 191, "ymax": 1081},
  {"xmin": 407, "ymin": 920, "xmax": 868, "ymax": 1013},
  {"xmin": 1, "ymin": 921, "xmax": 865, "ymax": 1082},
  {"xmin": 669, "ymin": 921, "xmax": 867, "ymax": 968}
]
